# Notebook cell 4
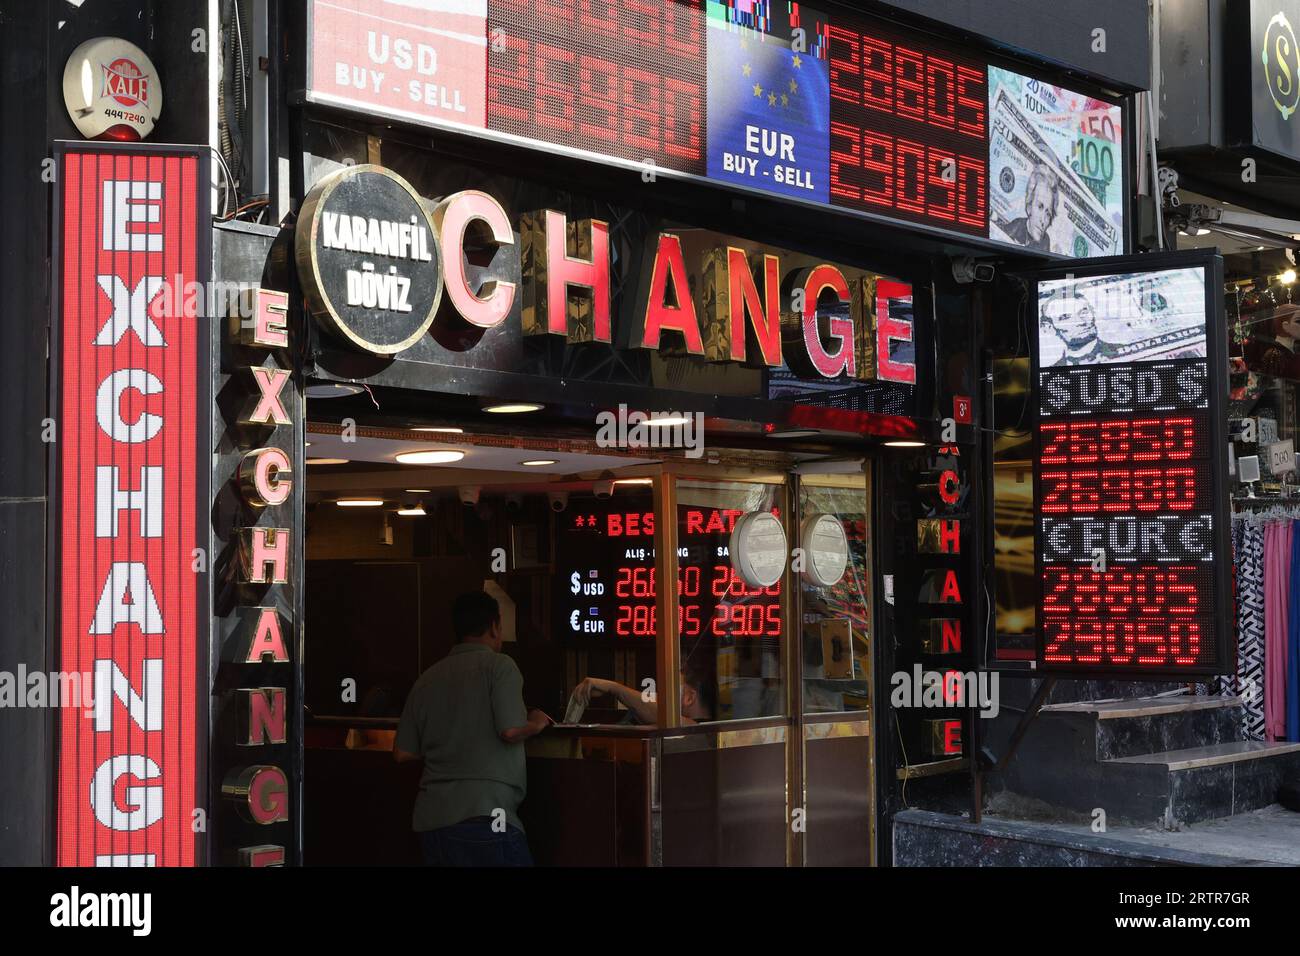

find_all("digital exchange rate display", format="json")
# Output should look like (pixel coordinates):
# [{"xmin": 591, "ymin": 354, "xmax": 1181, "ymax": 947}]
[
  {"xmin": 308, "ymin": 1, "xmax": 1127, "ymax": 256},
  {"xmin": 554, "ymin": 499, "xmax": 781, "ymax": 643},
  {"xmin": 1032, "ymin": 260, "xmax": 1231, "ymax": 676}
]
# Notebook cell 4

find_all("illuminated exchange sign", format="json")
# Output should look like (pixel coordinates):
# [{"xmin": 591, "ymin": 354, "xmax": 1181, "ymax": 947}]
[
  {"xmin": 295, "ymin": 165, "xmax": 917, "ymax": 384},
  {"xmin": 54, "ymin": 144, "xmax": 208, "ymax": 866},
  {"xmin": 1030, "ymin": 255, "xmax": 1231, "ymax": 676}
]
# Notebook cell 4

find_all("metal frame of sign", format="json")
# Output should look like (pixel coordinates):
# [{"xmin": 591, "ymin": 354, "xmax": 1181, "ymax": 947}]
[
  {"xmin": 1025, "ymin": 249, "xmax": 1232, "ymax": 680},
  {"xmin": 47, "ymin": 141, "xmax": 212, "ymax": 865},
  {"xmin": 300, "ymin": 0, "xmax": 1133, "ymax": 260}
]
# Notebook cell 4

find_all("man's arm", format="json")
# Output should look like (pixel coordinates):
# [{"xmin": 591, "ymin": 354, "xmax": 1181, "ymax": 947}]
[
  {"xmin": 575, "ymin": 677, "xmax": 657, "ymax": 724},
  {"xmin": 393, "ymin": 685, "xmax": 421, "ymax": 763},
  {"xmin": 500, "ymin": 709, "xmax": 551, "ymax": 744}
]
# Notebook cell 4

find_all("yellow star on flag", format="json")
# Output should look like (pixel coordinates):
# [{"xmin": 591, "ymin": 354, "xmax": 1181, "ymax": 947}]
[
  {"xmin": 743, "ymin": 63, "xmax": 752, "ymax": 77},
  {"xmin": 768, "ymin": 92, "xmax": 777, "ymax": 106},
  {"xmin": 792, "ymin": 54, "xmax": 802, "ymax": 68},
  {"xmin": 781, "ymin": 93, "xmax": 789, "ymax": 107},
  {"xmin": 753, "ymin": 83, "xmax": 763, "ymax": 97},
  {"xmin": 789, "ymin": 78, "xmax": 798, "ymax": 93}
]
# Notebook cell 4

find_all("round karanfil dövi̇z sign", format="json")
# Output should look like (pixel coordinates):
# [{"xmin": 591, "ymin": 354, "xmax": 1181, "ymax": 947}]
[{"xmin": 295, "ymin": 164, "xmax": 442, "ymax": 355}]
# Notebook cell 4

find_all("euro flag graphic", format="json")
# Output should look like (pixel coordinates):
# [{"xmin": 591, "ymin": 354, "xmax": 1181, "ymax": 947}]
[{"xmin": 706, "ymin": 0, "xmax": 831, "ymax": 203}]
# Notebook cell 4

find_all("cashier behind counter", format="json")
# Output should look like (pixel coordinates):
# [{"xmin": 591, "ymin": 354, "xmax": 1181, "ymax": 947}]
[{"xmin": 571, "ymin": 657, "xmax": 715, "ymax": 725}]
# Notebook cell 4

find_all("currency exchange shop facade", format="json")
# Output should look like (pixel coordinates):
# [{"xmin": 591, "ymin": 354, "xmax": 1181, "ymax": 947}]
[{"xmin": 7, "ymin": 0, "xmax": 1169, "ymax": 867}]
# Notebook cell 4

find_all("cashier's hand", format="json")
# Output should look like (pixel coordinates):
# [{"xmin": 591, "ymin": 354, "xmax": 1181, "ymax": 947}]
[{"xmin": 572, "ymin": 677, "xmax": 613, "ymax": 706}]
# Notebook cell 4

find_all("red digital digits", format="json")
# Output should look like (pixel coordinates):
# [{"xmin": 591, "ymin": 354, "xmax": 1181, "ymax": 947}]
[
  {"xmin": 487, "ymin": 0, "xmax": 707, "ymax": 173},
  {"xmin": 827, "ymin": 19, "xmax": 987, "ymax": 232},
  {"xmin": 1039, "ymin": 467, "xmax": 1203, "ymax": 514},
  {"xmin": 1039, "ymin": 416, "xmax": 1205, "ymax": 465}
]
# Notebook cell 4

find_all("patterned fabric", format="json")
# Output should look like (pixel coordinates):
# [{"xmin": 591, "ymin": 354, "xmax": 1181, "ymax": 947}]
[{"xmin": 1222, "ymin": 518, "xmax": 1266, "ymax": 740}]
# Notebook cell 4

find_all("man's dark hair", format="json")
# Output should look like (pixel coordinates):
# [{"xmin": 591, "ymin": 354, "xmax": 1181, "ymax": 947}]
[{"xmin": 452, "ymin": 591, "xmax": 500, "ymax": 640}]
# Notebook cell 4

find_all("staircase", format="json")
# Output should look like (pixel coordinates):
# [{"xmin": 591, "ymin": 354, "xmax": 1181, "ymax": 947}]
[{"xmin": 996, "ymin": 694, "xmax": 1300, "ymax": 829}]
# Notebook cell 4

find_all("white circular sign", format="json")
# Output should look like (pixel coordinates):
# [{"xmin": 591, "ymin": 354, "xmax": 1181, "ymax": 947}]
[
  {"xmin": 63, "ymin": 38, "xmax": 162, "ymax": 141},
  {"xmin": 800, "ymin": 513, "xmax": 849, "ymax": 587},
  {"xmin": 729, "ymin": 511, "xmax": 788, "ymax": 589}
]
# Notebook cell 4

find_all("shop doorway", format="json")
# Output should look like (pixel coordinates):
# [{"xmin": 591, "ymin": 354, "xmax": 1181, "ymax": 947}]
[{"xmin": 299, "ymin": 416, "xmax": 876, "ymax": 866}]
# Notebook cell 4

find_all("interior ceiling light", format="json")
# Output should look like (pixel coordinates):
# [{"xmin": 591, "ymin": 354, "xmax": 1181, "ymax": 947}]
[
  {"xmin": 642, "ymin": 414, "xmax": 694, "ymax": 427},
  {"xmin": 1281, "ymin": 269, "xmax": 1298, "ymax": 286},
  {"xmin": 520, "ymin": 459, "xmax": 557, "ymax": 466},
  {"xmin": 307, "ymin": 458, "xmax": 349, "ymax": 465},
  {"xmin": 482, "ymin": 402, "xmax": 543, "ymax": 414},
  {"xmin": 395, "ymin": 449, "xmax": 466, "ymax": 465},
  {"xmin": 883, "ymin": 440, "xmax": 927, "ymax": 448},
  {"xmin": 305, "ymin": 383, "xmax": 364, "ymax": 398},
  {"xmin": 614, "ymin": 477, "xmax": 654, "ymax": 485},
  {"xmin": 337, "ymin": 498, "xmax": 384, "ymax": 507},
  {"xmin": 413, "ymin": 426, "xmax": 464, "ymax": 434},
  {"xmin": 405, "ymin": 488, "xmax": 432, "ymax": 493},
  {"xmin": 767, "ymin": 428, "xmax": 820, "ymax": 439},
  {"xmin": 396, "ymin": 505, "xmax": 427, "ymax": 516}
]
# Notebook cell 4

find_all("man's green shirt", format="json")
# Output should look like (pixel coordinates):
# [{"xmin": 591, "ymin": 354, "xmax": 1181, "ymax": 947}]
[{"xmin": 396, "ymin": 643, "xmax": 527, "ymax": 833}]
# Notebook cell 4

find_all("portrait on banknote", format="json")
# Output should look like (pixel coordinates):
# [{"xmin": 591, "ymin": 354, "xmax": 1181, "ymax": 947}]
[
  {"xmin": 1038, "ymin": 267, "xmax": 1208, "ymax": 367},
  {"xmin": 988, "ymin": 67, "xmax": 1124, "ymax": 258}
]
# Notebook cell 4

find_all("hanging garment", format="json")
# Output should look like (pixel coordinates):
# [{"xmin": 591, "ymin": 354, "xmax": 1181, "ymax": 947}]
[
  {"xmin": 1264, "ymin": 520, "xmax": 1292, "ymax": 742},
  {"xmin": 1229, "ymin": 519, "xmax": 1267, "ymax": 740},
  {"xmin": 1292, "ymin": 521, "xmax": 1300, "ymax": 741}
]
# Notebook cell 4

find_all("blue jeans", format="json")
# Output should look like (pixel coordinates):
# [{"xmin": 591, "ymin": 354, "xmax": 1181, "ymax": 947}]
[{"xmin": 418, "ymin": 818, "xmax": 534, "ymax": 867}]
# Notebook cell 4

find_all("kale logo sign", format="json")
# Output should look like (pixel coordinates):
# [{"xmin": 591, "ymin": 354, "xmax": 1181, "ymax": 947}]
[
  {"xmin": 1263, "ymin": 11, "xmax": 1300, "ymax": 120},
  {"xmin": 295, "ymin": 164, "xmax": 443, "ymax": 354}
]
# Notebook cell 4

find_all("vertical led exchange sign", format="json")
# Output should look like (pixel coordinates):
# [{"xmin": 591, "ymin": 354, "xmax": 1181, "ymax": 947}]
[
  {"xmin": 1031, "ymin": 252, "xmax": 1231, "ymax": 677},
  {"xmin": 54, "ymin": 144, "xmax": 209, "ymax": 865}
]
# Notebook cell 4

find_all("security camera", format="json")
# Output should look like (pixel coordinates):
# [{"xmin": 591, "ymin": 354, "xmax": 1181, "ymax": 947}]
[
  {"xmin": 952, "ymin": 256, "xmax": 996, "ymax": 284},
  {"xmin": 592, "ymin": 480, "xmax": 615, "ymax": 499},
  {"xmin": 458, "ymin": 485, "xmax": 481, "ymax": 507},
  {"xmin": 548, "ymin": 490, "xmax": 569, "ymax": 512}
]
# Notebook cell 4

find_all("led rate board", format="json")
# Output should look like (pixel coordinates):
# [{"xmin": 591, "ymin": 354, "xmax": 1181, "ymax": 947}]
[
  {"xmin": 556, "ymin": 500, "xmax": 782, "ymax": 642},
  {"xmin": 306, "ymin": 0, "xmax": 1126, "ymax": 257},
  {"xmin": 1030, "ymin": 255, "xmax": 1231, "ymax": 677}
]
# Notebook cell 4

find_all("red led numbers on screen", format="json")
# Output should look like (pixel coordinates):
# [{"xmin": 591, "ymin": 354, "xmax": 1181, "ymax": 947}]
[
  {"xmin": 828, "ymin": 16, "xmax": 987, "ymax": 234},
  {"xmin": 1039, "ymin": 467, "xmax": 1205, "ymax": 515},
  {"xmin": 1038, "ymin": 416, "xmax": 1207, "ymax": 465}
]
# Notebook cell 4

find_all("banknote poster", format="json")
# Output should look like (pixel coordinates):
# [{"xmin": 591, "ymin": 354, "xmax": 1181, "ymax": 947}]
[
  {"xmin": 988, "ymin": 67, "xmax": 1124, "ymax": 257},
  {"xmin": 309, "ymin": 0, "xmax": 488, "ymax": 130},
  {"xmin": 1037, "ymin": 267, "xmax": 1207, "ymax": 367},
  {"xmin": 706, "ymin": 0, "xmax": 831, "ymax": 203}
]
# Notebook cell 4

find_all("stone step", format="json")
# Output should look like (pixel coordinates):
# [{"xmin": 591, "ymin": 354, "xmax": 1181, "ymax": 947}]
[
  {"xmin": 1038, "ymin": 694, "xmax": 1245, "ymax": 760},
  {"xmin": 1100, "ymin": 742, "xmax": 1300, "ymax": 829}
]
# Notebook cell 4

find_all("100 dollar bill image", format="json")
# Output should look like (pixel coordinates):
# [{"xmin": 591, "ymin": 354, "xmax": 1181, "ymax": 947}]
[{"xmin": 988, "ymin": 68, "xmax": 1123, "ymax": 258}]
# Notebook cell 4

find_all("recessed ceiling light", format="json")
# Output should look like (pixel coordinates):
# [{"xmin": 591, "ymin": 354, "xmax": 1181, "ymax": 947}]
[
  {"xmin": 643, "ymin": 414, "xmax": 694, "ymax": 427},
  {"xmin": 614, "ymin": 477, "xmax": 654, "ymax": 485},
  {"xmin": 883, "ymin": 441, "xmax": 926, "ymax": 448},
  {"xmin": 520, "ymin": 459, "xmax": 557, "ymax": 466},
  {"xmin": 405, "ymin": 488, "xmax": 432, "ymax": 493},
  {"xmin": 395, "ymin": 449, "xmax": 466, "ymax": 465},
  {"xmin": 305, "ymin": 383, "xmax": 364, "ymax": 398},
  {"xmin": 413, "ymin": 426, "xmax": 464, "ymax": 434},
  {"xmin": 337, "ymin": 498, "xmax": 384, "ymax": 507},
  {"xmin": 1282, "ymin": 269, "xmax": 1298, "ymax": 285},
  {"xmin": 396, "ymin": 505, "xmax": 427, "ymax": 516},
  {"xmin": 307, "ymin": 457, "xmax": 349, "ymax": 465},
  {"xmin": 483, "ymin": 402, "xmax": 543, "ymax": 414}
]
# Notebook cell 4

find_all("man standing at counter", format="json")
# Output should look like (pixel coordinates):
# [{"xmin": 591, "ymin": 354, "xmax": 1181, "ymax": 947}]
[{"xmin": 395, "ymin": 591, "xmax": 550, "ymax": 866}]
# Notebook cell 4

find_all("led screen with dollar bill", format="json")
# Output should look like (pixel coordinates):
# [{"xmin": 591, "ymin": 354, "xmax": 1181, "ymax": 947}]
[
  {"xmin": 1037, "ymin": 267, "xmax": 1208, "ymax": 368},
  {"xmin": 988, "ymin": 67, "xmax": 1124, "ymax": 258}
]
